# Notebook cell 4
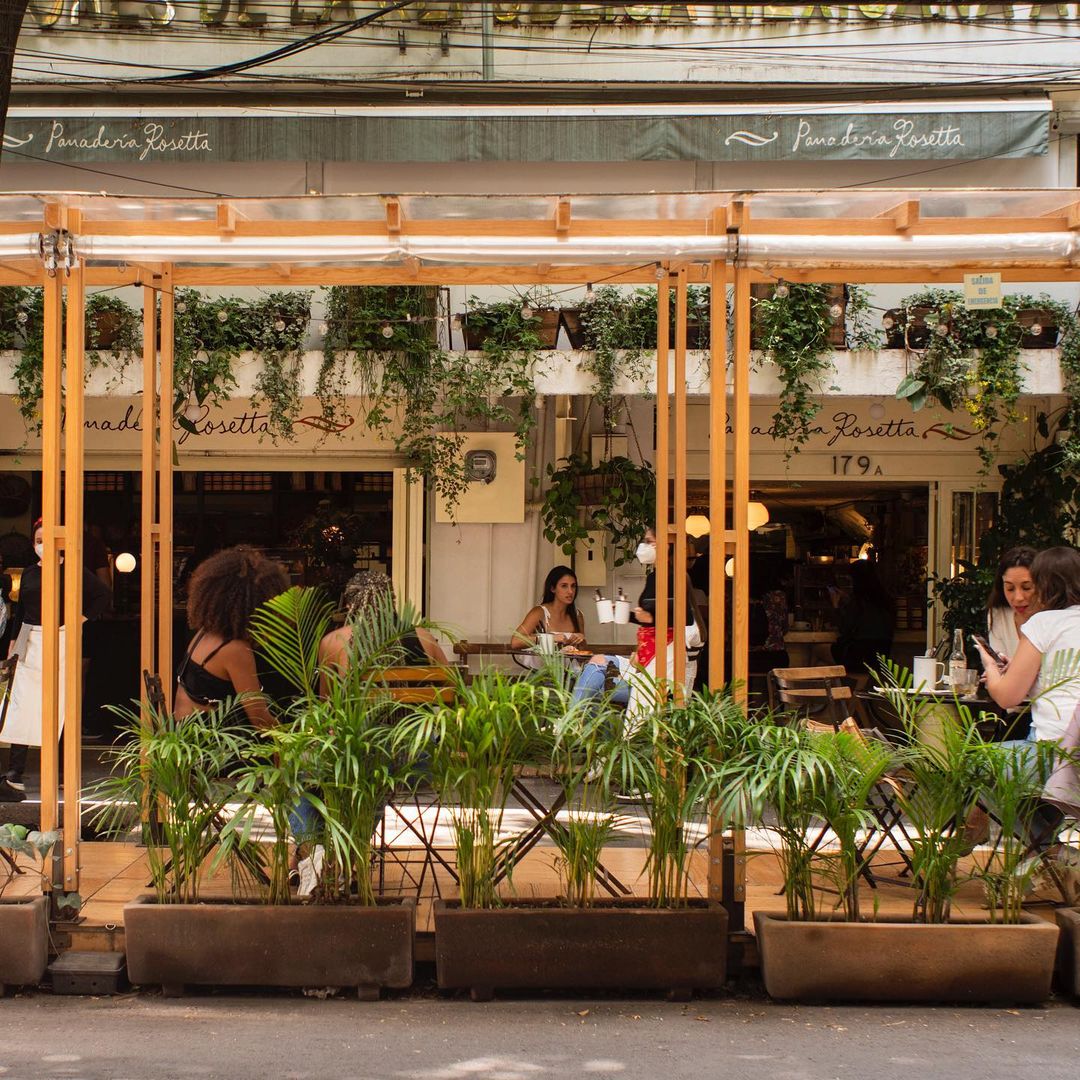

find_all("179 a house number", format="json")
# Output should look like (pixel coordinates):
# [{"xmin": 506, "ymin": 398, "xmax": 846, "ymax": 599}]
[{"xmin": 832, "ymin": 454, "xmax": 883, "ymax": 476}]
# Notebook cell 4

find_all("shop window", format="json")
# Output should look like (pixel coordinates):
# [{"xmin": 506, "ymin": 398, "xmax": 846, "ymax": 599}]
[
  {"xmin": 950, "ymin": 490, "xmax": 997, "ymax": 576},
  {"xmin": 203, "ymin": 472, "xmax": 274, "ymax": 492}
]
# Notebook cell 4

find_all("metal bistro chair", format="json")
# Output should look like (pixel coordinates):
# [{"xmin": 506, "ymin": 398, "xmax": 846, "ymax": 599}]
[
  {"xmin": 375, "ymin": 666, "xmax": 462, "ymax": 901},
  {"xmin": 768, "ymin": 665, "xmax": 854, "ymax": 730}
]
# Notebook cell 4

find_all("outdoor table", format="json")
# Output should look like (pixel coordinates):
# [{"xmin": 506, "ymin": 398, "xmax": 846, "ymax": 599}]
[
  {"xmin": 454, "ymin": 641, "xmax": 636, "ymax": 659},
  {"xmin": 858, "ymin": 688, "xmax": 1025, "ymax": 749}
]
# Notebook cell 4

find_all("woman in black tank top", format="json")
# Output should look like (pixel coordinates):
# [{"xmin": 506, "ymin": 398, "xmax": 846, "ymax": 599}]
[{"xmin": 173, "ymin": 546, "xmax": 289, "ymax": 728}]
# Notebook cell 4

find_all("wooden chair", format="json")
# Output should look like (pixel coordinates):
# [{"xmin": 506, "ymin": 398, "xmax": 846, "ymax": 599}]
[
  {"xmin": 376, "ymin": 665, "xmax": 459, "ymax": 705},
  {"xmin": 768, "ymin": 665, "xmax": 853, "ymax": 729}
]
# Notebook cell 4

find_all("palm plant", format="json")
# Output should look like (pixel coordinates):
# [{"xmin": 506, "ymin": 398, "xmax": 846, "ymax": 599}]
[
  {"xmin": 974, "ymin": 738, "xmax": 1059, "ymax": 924},
  {"xmin": 608, "ymin": 687, "xmax": 750, "ymax": 909},
  {"xmin": 714, "ymin": 719, "xmax": 837, "ymax": 921},
  {"xmin": 876, "ymin": 662, "xmax": 997, "ymax": 923},
  {"xmin": 547, "ymin": 701, "xmax": 623, "ymax": 908},
  {"xmin": 239, "ymin": 584, "xmax": 434, "ymax": 905},
  {"xmin": 394, "ymin": 669, "xmax": 556, "ymax": 909},
  {"xmin": 92, "ymin": 701, "xmax": 257, "ymax": 905}
]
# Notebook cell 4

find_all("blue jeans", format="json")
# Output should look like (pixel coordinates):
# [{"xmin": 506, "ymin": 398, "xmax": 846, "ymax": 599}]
[
  {"xmin": 571, "ymin": 656, "xmax": 630, "ymax": 707},
  {"xmin": 288, "ymin": 795, "xmax": 319, "ymax": 845}
]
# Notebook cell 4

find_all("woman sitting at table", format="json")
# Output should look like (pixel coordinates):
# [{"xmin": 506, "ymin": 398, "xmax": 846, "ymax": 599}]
[
  {"xmin": 512, "ymin": 565, "xmax": 586, "ymax": 651},
  {"xmin": 986, "ymin": 545, "xmax": 1038, "ymax": 660},
  {"xmin": 319, "ymin": 569, "xmax": 447, "ymax": 676},
  {"xmin": 174, "ymin": 545, "xmax": 290, "ymax": 729},
  {"xmin": 977, "ymin": 546, "xmax": 1080, "ymax": 748}
]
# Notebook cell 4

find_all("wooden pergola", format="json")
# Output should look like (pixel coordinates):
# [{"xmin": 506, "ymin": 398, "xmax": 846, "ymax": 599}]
[{"xmin": 2, "ymin": 187, "xmax": 1079, "ymax": 922}]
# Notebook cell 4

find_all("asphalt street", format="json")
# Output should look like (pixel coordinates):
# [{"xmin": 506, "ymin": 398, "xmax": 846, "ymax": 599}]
[{"xmin": 1, "ymin": 991, "xmax": 1078, "ymax": 1080}]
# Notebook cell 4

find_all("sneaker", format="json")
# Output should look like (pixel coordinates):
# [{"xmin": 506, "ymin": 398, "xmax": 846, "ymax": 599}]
[
  {"xmin": 0, "ymin": 778, "xmax": 26, "ymax": 802},
  {"xmin": 4, "ymin": 775, "xmax": 25, "ymax": 792},
  {"xmin": 296, "ymin": 844, "xmax": 325, "ymax": 898}
]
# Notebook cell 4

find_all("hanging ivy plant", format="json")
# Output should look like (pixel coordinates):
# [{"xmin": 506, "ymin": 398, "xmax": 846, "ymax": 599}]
[
  {"xmin": 752, "ymin": 283, "xmax": 878, "ymax": 460},
  {"xmin": 323, "ymin": 286, "xmax": 544, "ymax": 518},
  {"xmin": 1, "ymin": 287, "xmax": 139, "ymax": 432},
  {"xmin": 893, "ymin": 290, "xmax": 1076, "ymax": 471},
  {"xmin": 541, "ymin": 452, "xmax": 656, "ymax": 567},
  {"xmin": 172, "ymin": 288, "xmax": 242, "ymax": 430},
  {"xmin": 248, "ymin": 290, "xmax": 312, "ymax": 441},
  {"xmin": 577, "ymin": 286, "xmax": 657, "ymax": 431}
]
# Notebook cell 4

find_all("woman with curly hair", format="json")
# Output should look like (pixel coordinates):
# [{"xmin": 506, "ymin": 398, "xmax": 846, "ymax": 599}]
[{"xmin": 174, "ymin": 545, "xmax": 289, "ymax": 728}]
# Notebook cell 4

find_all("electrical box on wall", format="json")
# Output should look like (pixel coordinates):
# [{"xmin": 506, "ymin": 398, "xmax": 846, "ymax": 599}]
[
  {"xmin": 574, "ymin": 530, "xmax": 608, "ymax": 587},
  {"xmin": 434, "ymin": 432, "xmax": 525, "ymax": 524}
]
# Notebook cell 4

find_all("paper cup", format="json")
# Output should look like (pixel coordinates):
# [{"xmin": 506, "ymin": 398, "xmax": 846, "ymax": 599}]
[
  {"xmin": 595, "ymin": 599, "xmax": 614, "ymax": 624},
  {"xmin": 613, "ymin": 600, "xmax": 631, "ymax": 624}
]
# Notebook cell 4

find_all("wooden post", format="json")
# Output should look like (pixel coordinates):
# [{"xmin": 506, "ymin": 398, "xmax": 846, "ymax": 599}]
[
  {"xmin": 732, "ymin": 265, "xmax": 752, "ymax": 702},
  {"xmin": 157, "ymin": 267, "xmax": 175, "ymax": 686},
  {"xmin": 672, "ymin": 268, "xmax": 688, "ymax": 698},
  {"xmin": 39, "ymin": 273, "xmax": 64, "ymax": 868},
  {"xmin": 140, "ymin": 284, "xmax": 156, "ymax": 709},
  {"xmin": 707, "ymin": 258, "xmax": 727, "ymax": 689},
  {"xmin": 706, "ymin": 258, "xmax": 729, "ymax": 916},
  {"xmin": 62, "ymin": 266, "xmax": 85, "ymax": 894},
  {"xmin": 654, "ymin": 270, "xmax": 670, "ymax": 701}
]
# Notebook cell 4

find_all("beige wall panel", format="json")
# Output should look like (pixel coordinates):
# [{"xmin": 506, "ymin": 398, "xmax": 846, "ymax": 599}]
[{"xmin": 434, "ymin": 432, "xmax": 525, "ymax": 525}]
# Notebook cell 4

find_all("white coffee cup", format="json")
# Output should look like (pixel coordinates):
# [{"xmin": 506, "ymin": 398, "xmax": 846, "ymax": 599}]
[
  {"xmin": 912, "ymin": 656, "xmax": 944, "ymax": 690},
  {"xmin": 595, "ymin": 599, "xmax": 614, "ymax": 624},
  {"xmin": 536, "ymin": 632, "xmax": 557, "ymax": 654},
  {"xmin": 613, "ymin": 599, "xmax": 631, "ymax": 624}
]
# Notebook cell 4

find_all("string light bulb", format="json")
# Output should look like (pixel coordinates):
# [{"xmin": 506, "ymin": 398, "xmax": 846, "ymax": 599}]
[
  {"xmin": 381, "ymin": 323, "xmax": 394, "ymax": 338},
  {"xmin": 584, "ymin": 283, "xmax": 595, "ymax": 302},
  {"xmin": 216, "ymin": 309, "xmax": 228, "ymax": 323},
  {"xmin": 985, "ymin": 324, "xmax": 999, "ymax": 339},
  {"xmin": 520, "ymin": 304, "xmax": 533, "ymax": 319},
  {"xmin": 829, "ymin": 303, "xmax": 844, "ymax": 320},
  {"xmin": 183, "ymin": 390, "xmax": 201, "ymax": 423},
  {"xmin": 1029, "ymin": 323, "xmax": 1043, "ymax": 337},
  {"xmin": 882, "ymin": 314, "xmax": 894, "ymax": 330},
  {"xmin": 774, "ymin": 283, "xmax": 790, "ymax": 299},
  {"xmin": 654, "ymin": 264, "xmax": 666, "ymax": 280},
  {"xmin": 935, "ymin": 322, "xmax": 950, "ymax": 337},
  {"xmin": 273, "ymin": 318, "xmax": 286, "ymax": 332}
]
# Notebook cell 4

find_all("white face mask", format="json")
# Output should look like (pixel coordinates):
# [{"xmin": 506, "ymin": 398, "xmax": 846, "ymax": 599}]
[
  {"xmin": 34, "ymin": 542, "xmax": 44, "ymax": 560},
  {"xmin": 635, "ymin": 542, "xmax": 656, "ymax": 566}
]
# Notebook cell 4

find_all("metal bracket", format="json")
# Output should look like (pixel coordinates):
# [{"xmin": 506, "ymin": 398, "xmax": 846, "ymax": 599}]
[{"xmin": 38, "ymin": 231, "xmax": 79, "ymax": 277}]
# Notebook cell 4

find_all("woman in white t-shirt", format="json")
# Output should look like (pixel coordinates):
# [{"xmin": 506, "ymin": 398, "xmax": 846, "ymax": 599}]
[{"xmin": 977, "ymin": 546, "xmax": 1080, "ymax": 745}]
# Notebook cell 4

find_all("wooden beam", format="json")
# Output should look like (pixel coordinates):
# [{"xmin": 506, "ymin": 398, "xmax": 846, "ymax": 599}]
[
  {"xmin": 673, "ymin": 268, "xmax": 689, "ymax": 699},
  {"xmin": 272, "ymin": 263, "xmax": 292, "ymax": 279},
  {"xmin": 43, "ymin": 202, "xmax": 65, "ymax": 231},
  {"xmin": 140, "ymin": 282, "xmax": 157, "ymax": 720},
  {"xmin": 157, "ymin": 266, "xmax": 175, "ymax": 689},
  {"xmin": 62, "ymin": 265, "xmax": 85, "ymax": 895},
  {"xmin": 732, "ymin": 264, "xmax": 752, "ymax": 707},
  {"xmin": 708, "ymin": 258, "xmax": 727, "ymax": 691},
  {"xmin": 554, "ymin": 198, "xmax": 572, "ymax": 236},
  {"xmin": 39, "ymin": 273, "xmax": 64, "ymax": 870},
  {"xmin": 654, "ymin": 269, "xmax": 670, "ymax": 704},
  {"xmin": 882, "ymin": 199, "xmax": 920, "ymax": 233},
  {"xmin": 384, "ymin": 197, "xmax": 403, "ymax": 235},
  {"xmin": 216, "ymin": 203, "xmax": 238, "ymax": 235}
]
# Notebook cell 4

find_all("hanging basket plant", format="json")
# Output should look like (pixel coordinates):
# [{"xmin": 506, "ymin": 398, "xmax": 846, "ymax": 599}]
[
  {"xmin": 752, "ymin": 281, "xmax": 879, "ymax": 460},
  {"xmin": 248, "ymin": 290, "xmax": 313, "ymax": 442},
  {"xmin": 892, "ymin": 290, "xmax": 1076, "ymax": 472},
  {"xmin": 541, "ymin": 452, "xmax": 656, "ymax": 567},
  {"xmin": 322, "ymin": 285, "xmax": 544, "ymax": 519}
]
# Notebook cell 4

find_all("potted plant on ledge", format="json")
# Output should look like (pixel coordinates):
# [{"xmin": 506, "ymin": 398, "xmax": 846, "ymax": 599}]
[
  {"xmin": 0, "ymin": 823, "xmax": 58, "ymax": 995},
  {"xmin": 412, "ymin": 680, "xmax": 737, "ymax": 1001},
  {"xmin": 738, "ymin": 673, "xmax": 1059, "ymax": 1004},
  {"xmin": 109, "ymin": 587, "xmax": 421, "ymax": 999}
]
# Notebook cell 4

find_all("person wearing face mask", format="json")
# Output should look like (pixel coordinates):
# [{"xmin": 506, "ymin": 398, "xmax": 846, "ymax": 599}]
[
  {"xmin": 570, "ymin": 526, "xmax": 704, "ymax": 714},
  {"xmin": 2, "ymin": 519, "xmax": 112, "ymax": 801}
]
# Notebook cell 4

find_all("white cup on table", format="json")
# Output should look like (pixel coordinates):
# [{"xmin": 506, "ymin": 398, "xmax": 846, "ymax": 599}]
[{"xmin": 912, "ymin": 656, "xmax": 944, "ymax": 690}]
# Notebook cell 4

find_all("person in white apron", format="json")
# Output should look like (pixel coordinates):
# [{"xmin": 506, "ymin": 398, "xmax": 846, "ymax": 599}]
[
  {"xmin": 571, "ymin": 527, "xmax": 705, "ymax": 718},
  {"xmin": 2, "ymin": 520, "xmax": 111, "ymax": 801}
]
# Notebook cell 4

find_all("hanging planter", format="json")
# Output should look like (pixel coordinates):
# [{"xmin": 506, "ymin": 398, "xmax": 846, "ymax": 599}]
[
  {"xmin": 460, "ymin": 297, "xmax": 559, "ymax": 350},
  {"xmin": 752, "ymin": 283, "xmax": 846, "ymax": 349},
  {"xmin": 1017, "ymin": 306, "xmax": 1060, "ymax": 348}
]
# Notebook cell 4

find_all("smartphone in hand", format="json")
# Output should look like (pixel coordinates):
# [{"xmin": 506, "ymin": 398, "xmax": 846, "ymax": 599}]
[{"xmin": 970, "ymin": 633, "xmax": 1005, "ymax": 669}]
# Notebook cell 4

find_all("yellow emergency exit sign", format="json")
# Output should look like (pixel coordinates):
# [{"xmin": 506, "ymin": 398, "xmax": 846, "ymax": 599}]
[{"xmin": 963, "ymin": 272, "xmax": 1002, "ymax": 310}]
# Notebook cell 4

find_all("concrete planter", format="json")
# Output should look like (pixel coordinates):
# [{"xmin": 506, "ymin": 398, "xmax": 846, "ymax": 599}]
[
  {"xmin": 754, "ymin": 910, "xmax": 1058, "ymax": 1004},
  {"xmin": 124, "ymin": 895, "xmax": 415, "ymax": 999},
  {"xmin": 1054, "ymin": 907, "xmax": 1080, "ymax": 997},
  {"xmin": 0, "ymin": 896, "xmax": 49, "ymax": 994},
  {"xmin": 434, "ymin": 898, "xmax": 728, "ymax": 1001}
]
